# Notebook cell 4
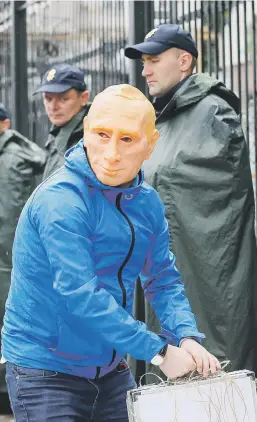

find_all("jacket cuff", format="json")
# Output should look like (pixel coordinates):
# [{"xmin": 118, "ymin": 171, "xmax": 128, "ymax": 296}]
[
  {"xmin": 160, "ymin": 329, "xmax": 205, "ymax": 347},
  {"xmin": 179, "ymin": 337, "xmax": 202, "ymax": 347},
  {"xmin": 145, "ymin": 337, "xmax": 167, "ymax": 363}
]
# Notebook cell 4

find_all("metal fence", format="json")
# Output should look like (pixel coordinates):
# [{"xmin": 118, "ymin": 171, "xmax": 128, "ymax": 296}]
[
  {"xmin": 0, "ymin": 0, "xmax": 256, "ymax": 186},
  {"xmin": 0, "ymin": 1, "xmax": 12, "ymax": 113},
  {"xmin": 0, "ymin": 0, "xmax": 129, "ymax": 147}
]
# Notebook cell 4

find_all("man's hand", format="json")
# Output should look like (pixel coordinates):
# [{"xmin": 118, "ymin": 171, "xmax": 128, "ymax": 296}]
[
  {"xmin": 159, "ymin": 345, "xmax": 196, "ymax": 379},
  {"xmin": 180, "ymin": 338, "xmax": 221, "ymax": 377}
]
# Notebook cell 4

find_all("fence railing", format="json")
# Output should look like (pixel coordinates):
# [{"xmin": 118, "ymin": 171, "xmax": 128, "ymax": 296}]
[{"xmin": 0, "ymin": 0, "xmax": 129, "ymax": 146}]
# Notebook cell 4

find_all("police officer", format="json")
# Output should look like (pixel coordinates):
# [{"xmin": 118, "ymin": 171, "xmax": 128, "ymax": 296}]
[
  {"xmin": 125, "ymin": 24, "xmax": 257, "ymax": 374},
  {"xmin": 0, "ymin": 103, "xmax": 46, "ymax": 415},
  {"xmin": 34, "ymin": 63, "xmax": 90, "ymax": 180}
]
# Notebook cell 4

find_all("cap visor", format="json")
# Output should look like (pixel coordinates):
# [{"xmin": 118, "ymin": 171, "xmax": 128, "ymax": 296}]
[
  {"xmin": 125, "ymin": 41, "xmax": 167, "ymax": 59},
  {"xmin": 33, "ymin": 83, "xmax": 72, "ymax": 95}
]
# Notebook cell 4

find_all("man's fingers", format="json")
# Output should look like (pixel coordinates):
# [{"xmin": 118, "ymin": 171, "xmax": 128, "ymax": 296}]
[
  {"xmin": 189, "ymin": 358, "xmax": 197, "ymax": 373},
  {"xmin": 193, "ymin": 353, "xmax": 217, "ymax": 377},
  {"xmin": 215, "ymin": 358, "xmax": 221, "ymax": 371},
  {"xmin": 209, "ymin": 356, "xmax": 217, "ymax": 375},
  {"xmin": 181, "ymin": 341, "xmax": 221, "ymax": 378},
  {"xmin": 192, "ymin": 354, "xmax": 203, "ymax": 374},
  {"xmin": 208, "ymin": 354, "xmax": 221, "ymax": 374},
  {"xmin": 202, "ymin": 356, "xmax": 210, "ymax": 377}
]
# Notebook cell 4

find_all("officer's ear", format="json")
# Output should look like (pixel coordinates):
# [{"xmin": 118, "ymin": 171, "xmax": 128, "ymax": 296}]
[
  {"xmin": 179, "ymin": 52, "xmax": 193, "ymax": 73},
  {"xmin": 80, "ymin": 90, "xmax": 90, "ymax": 107}
]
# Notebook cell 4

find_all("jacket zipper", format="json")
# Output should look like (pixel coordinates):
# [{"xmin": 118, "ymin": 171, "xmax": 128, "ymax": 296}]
[
  {"xmin": 95, "ymin": 192, "xmax": 136, "ymax": 378},
  {"xmin": 115, "ymin": 193, "xmax": 136, "ymax": 308}
]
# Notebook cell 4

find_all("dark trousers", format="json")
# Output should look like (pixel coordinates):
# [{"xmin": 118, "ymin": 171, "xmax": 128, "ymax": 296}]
[{"xmin": 6, "ymin": 361, "xmax": 136, "ymax": 421}]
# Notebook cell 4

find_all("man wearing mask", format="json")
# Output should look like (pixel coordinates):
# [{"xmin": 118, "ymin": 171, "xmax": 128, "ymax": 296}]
[
  {"xmin": 0, "ymin": 103, "xmax": 46, "ymax": 414},
  {"xmin": 2, "ymin": 85, "xmax": 220, "ymax": 421},
  {"xmin": 125, "ymin": 24, "xmax": 257, "ymax": 373},
  {"xmin": 34, "ymin": 63, "xmax": 90, "ymax": 180}
]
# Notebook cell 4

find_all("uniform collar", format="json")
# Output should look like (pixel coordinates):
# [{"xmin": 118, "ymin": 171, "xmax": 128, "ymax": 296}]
[
  {"xmin": 153, "ymin": 76, "xmax": 190, "ymax": 113},
  {"xmin": 0, "ymin": 129, "xmax": 14, "ymax": 153}
]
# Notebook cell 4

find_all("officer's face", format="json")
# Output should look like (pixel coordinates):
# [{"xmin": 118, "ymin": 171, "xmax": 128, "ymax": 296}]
[
  {"xmin": 43, "ymin": 89, "xmax": 89, "ymax": 126},
  {"xmin": 141, "ymin": 48, "xmax": 193, "ymax": 97},
  {"xmin": 84, "ymin": 95, "xmax": 158, "ymax": 188},
  {"xmin": 0, "ymin": 119, "xmax": 10, "ymax": 135}
]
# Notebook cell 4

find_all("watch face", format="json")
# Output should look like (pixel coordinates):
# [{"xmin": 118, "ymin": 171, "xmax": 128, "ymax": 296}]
[{"xmin": 151, "ymin": 354, "xmax": 164, "ymax": 366}]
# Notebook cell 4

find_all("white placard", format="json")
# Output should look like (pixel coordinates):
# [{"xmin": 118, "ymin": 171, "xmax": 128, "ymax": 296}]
[{"xmin": 127, "ymin": 371, "xmax": 257, "ymax": 422}]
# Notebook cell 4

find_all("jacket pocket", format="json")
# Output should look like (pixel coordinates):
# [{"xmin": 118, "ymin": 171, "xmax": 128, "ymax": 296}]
[
  {"xmin": 9, "ymin": 363, "xmax": 58, "ymax": 379},
  {"xmin": 53, "ymin": 315, "xmax": 111, "ymax": 365}
]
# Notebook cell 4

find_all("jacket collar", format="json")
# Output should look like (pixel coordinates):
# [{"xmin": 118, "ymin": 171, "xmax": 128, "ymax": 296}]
[
  {"xmin": 153, "ymin": 76, "xmax": 190, "ymax": 115},
  {"xmin": 155, "ymin": 73, "xmax": 240, "ymax": 122}
]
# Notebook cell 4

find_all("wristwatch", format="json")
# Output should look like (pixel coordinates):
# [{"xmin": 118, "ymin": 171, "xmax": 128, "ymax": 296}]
[{"xmin": 150, "ymin": 344, "xmax": 168, "ymax": 366}]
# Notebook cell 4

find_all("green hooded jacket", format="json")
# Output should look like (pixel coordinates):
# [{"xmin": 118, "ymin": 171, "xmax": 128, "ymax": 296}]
[
  {"xmin": 0, "ymin": 129, "xmax": 46, "ymax": 392},
  {"xmin": 130, "ymin": 74, "xmax": 257, "ymax": 381},
  {"xmin": 43, "ymin": 106, "xmax": 90, "ymax": 180}
]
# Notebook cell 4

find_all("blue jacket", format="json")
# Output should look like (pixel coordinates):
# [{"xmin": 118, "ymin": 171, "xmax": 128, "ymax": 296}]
[{"xmin": 2, "ymin": 140, "xmax": 204, "ymax": 379}]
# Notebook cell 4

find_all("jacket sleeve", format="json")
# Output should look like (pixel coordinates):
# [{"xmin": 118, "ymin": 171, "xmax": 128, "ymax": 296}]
[
  {"xmin": 140, "ymin": 200, "xmax": 205, "ymax": 346},
  {"xmin": 10, "ymin": 130, "xmax": 46, "ymax": 175},
  {"xmin": 21, "ymin": 138, "xmax": 46, "ymax": 175},
  {"xmin": 0, "ymin": 147, "xmax": 39, "ymax": 268},
  {"xmin": 31, "ymin": 184, "xmax": 166, "ymax": 362}
]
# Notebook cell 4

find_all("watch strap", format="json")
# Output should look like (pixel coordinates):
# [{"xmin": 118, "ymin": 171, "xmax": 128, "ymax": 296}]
[{"xmin": 158, "ymin": 343, "xmax": 168, "ymax": 358}]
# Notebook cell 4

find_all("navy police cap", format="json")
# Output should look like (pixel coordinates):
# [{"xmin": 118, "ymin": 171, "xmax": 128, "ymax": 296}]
[
  {"xmin": 33, "ymin": 63, "xmax": 87, "ymax": 95},
  {"xmin": 125, "ymin": 24, "xmax": 198, "ymax": 59}
]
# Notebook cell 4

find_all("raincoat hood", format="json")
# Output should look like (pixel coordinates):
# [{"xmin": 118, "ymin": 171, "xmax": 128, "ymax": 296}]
[
  {"xmin": 157, "ymin": 73, "xmax": 240, "ymax": 121},
  {"xmin": 0, "ymin": 129, "xmax": 46, "ymax": 172}
]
